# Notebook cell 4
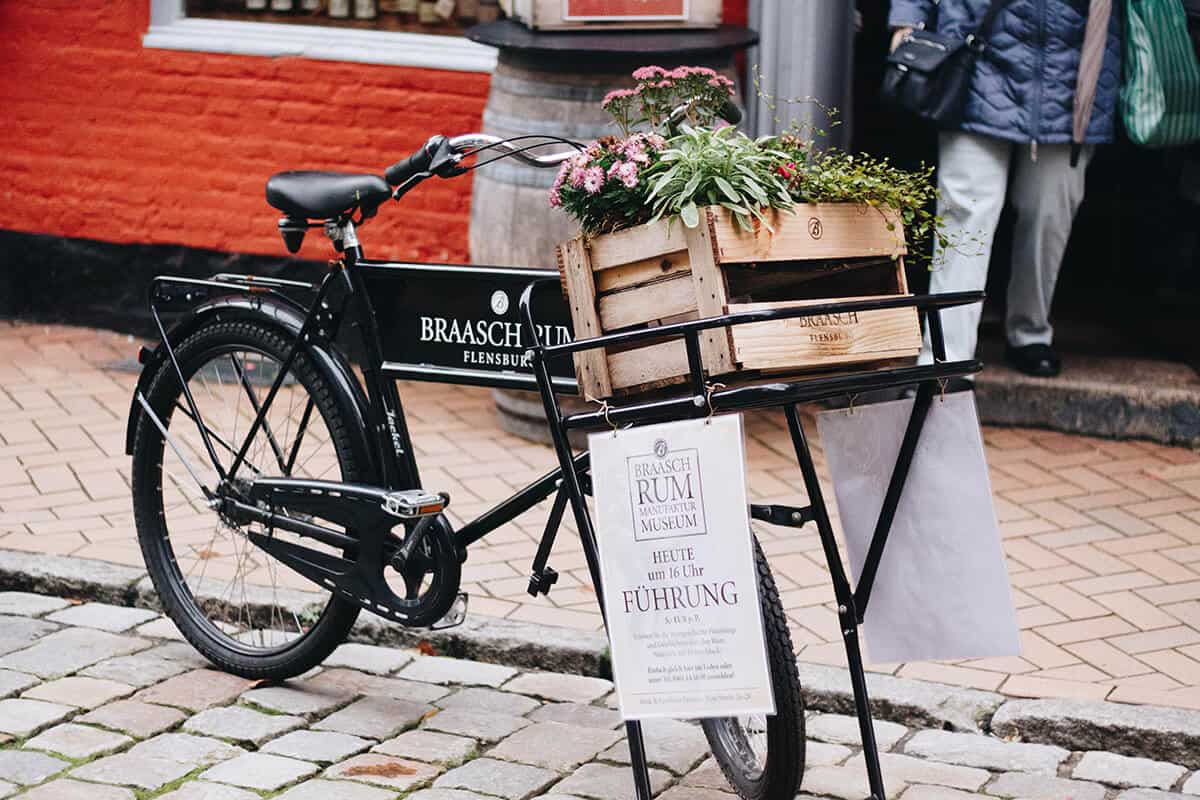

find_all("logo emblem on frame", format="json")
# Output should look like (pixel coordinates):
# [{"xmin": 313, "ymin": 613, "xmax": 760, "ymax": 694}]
[{"xmin": 490, "ymin": 290, "xmax": 509, "ymax": 316}]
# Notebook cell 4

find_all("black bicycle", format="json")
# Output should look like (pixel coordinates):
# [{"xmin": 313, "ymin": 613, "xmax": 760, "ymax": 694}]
[{"xmin": 126, "ymin": 102, "xmax": 981, "ymax": 800}]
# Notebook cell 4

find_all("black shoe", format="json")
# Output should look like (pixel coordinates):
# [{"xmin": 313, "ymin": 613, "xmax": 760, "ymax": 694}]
[{"xmin": 1005, "ymin": 343, "xmax": 1062, "ymax": 377}]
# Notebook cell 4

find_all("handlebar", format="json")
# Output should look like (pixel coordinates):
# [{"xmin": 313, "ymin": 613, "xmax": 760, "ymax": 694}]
[{"xmin": 384, "ymin": 98, "xmax": 745, "ymax": 189}]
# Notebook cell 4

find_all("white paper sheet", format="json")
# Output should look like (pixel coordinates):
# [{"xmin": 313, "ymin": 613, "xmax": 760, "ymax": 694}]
[
  {"xmin": 815, "ymin": 392, "xmax": 1021, "ymax": 665},
  {"xmin": 590, "ymin": 415, "xmax": 775, "ymax": 720}
]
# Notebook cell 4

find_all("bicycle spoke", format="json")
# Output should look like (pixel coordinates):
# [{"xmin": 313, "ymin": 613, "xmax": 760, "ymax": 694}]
[{"xmin": 230, "ymin": 353, "xmax": 289, "ymax": 474}]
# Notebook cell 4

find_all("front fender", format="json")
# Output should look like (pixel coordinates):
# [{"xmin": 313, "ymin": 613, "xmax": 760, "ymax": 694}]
[{"xmin": 124, "ymin": 293, "xmax": 378, "ymax": 482}]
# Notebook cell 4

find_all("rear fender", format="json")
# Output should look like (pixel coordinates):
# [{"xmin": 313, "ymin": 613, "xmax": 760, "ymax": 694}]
[{"xmin": 124, "ymin": 293, "xmax": 377, "ymax": 482}]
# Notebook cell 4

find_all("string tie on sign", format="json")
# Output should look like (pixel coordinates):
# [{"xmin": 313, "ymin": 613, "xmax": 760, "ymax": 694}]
[
  {"xmin": 704, "ymin": 382, "xmax": 726, "ymax": 424},
  {"xmin": 584, "ymin": 393, "xmax": 619, "ymax": 436}
]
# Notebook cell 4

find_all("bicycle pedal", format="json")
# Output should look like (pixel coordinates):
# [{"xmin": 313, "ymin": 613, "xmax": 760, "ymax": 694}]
[
  {"xmin": 527, "ymin": 567, "xmax": 559, "ymax": 597},
  {"xmin": 381, "ymin": 489, "xmax": 448, "ymax": 519},
  {"xmin": 429, "ymin": 593, "xmax": 469, "ymax": 630}
]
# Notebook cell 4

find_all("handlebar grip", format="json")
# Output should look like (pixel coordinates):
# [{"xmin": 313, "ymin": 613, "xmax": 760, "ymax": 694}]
[
  {"xmin": 718, "ymin": 100, "xmax": 744, "ymax": 126},
  {"xmin": 385, "ymin": 135, "xmax": 445, "ymax": 185}
]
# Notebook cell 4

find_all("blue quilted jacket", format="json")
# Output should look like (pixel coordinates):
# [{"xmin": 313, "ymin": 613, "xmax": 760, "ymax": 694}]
[{"xmin": 888, "ymin": 0, "xmax": 1123, "ymax": 144}]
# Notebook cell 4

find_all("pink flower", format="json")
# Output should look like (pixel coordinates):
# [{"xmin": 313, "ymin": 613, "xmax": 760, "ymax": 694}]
[
  {"xmin": 670, "ymin": 66, "xmax": 717, "ymax": 79},
  {"xmin": 620, "ymin": 137, "xmax": 649, "ymax": 164},
  {"xmin": 601, "ymin": 87, "xmax": 640, "ymax": 108},
  {"xmin": 569, "ymin": 167, "xmax": 587, "ymax": 189},
  {"xmin": 549, "ymin": 189, "xmax": 562, "ymax": 208},
  {"xmin": 632, "ymin": 65, "xmax": 667, "ymax": 80},
  {"xmin": 645, "ymin": 133, "xmax": 667, "ymax": 150},
  {"xmin": 583, "ymin": 166, "xmax": 605, "ymax": 194},
  {"xmin": 613, "ymin": 161, "xmax": 640, "ymax": 188}
]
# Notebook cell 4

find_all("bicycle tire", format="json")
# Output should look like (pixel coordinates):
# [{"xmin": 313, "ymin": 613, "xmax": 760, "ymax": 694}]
[
  {"xmin": 702, "ymin": 534, "xmax": 806, "ymax": 800},
  {"xmin": 131, "ymin": 318, "xmax": 364, "ymax": 680}
]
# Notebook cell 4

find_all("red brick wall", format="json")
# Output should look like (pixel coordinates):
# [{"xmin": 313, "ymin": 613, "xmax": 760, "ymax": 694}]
[{"xmin": 0, "ymin": 0, "xmax": 747, "ymax": 264}]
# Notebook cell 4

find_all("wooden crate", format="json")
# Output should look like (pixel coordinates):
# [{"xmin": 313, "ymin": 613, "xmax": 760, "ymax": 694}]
[
  {"xmin": 557, "ymin": 204, "xmax": 922, "ymax": 398},
  {"xmin": 503, "ymin": 0, "xmax": 720, "ymax": 30}
]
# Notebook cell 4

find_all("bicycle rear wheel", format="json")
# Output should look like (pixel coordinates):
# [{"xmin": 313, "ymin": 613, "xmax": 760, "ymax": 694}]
[
  {"xmin": 131, "ymin": 318, "xmax": 365, "ymax": 680},
  {"xmin": 702, "ymin": 534, "xmax": 806, "ymax": 800}
]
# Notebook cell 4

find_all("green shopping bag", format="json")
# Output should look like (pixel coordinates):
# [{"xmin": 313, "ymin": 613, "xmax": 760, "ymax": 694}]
[{"xmin": 1122, "ymin": 0, "xmax": 1200, "ymax": 147}]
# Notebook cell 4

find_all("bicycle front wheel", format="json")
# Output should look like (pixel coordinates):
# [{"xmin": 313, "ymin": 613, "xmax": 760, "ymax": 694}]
[
  {"xmin": 702, "ymin": 534, "xmax": 806, "ymax": 800},
  {"xmin": 131, "ymin": 318, "xmax": 365, "ymax": 680}
]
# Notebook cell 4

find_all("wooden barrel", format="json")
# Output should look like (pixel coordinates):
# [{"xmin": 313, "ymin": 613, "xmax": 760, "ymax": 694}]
[{"xmin": 469, "ymin": 48, "xmax": 738, "ymax": 443}]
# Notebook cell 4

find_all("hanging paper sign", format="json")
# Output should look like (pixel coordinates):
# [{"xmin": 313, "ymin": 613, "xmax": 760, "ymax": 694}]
[
  {"xmin": 590, "ymin": 415, "xmax": 775, "ymax": 721},
  {"xmin": 816, "ymin": 392, "xmax": 1021, "ymax": 665},
  {"xmin": 563, "ymin": 0, "xmax": 688, "ymax": 21}
]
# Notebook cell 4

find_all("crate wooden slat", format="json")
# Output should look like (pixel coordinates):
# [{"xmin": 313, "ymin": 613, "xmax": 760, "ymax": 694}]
[{"xmin": 557, "ymin": 204, "xmax": 920, "ymax": 398}]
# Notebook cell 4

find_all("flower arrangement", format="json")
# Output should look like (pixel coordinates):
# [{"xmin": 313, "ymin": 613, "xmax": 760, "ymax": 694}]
[{"xmin": 551, "ymin": 65, "xmax": 947, "ymax": 258}]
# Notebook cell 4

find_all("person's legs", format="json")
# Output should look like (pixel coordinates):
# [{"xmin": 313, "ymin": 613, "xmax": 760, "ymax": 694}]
[
  {"xmin": 1005, "ymin": 143, "xmax": 1093, "ymax": 351},
  {"xmin": 922, "ymin": 131, "xmax": 1011, "ymax": 365}
]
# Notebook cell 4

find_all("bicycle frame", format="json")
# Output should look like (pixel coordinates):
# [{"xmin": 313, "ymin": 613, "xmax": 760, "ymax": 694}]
[{"xmin": 132, "ymin": 215, "xmax": 984, "ymax": 800}]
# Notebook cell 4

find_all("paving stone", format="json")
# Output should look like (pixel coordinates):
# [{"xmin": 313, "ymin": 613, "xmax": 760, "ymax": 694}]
[
  {"xmin": 899, "ymin": 787, "xmax": 988, "ymax": 799},
  {"xmin": 808, "ymin": 740, "xmax": 855, "ymax": 767},
  {"xmin": 0, "ymin": 781, "xmax": 12, "ymax": 800},
  {"xmin": 0, "ymin": 627, "xmax": 148, "ymax": 678},
  {"xmin": 991, "ymin": 698, "xmax": 1200, "ymax": 770},
  {"xmin": 157, "ymin": 781, "xmax": 262, "ymax": 800},
  {"xmin": 143, "ymin": 642, "xmax": 212, "ymax": 668},
  {"xmin": 553, "ymin": 762, "xmax": 673, "ymax": 800},
  {"xmin": 325, "ymin": 642, "xmax": 414, "ymax": 675},
  {"xmin": 276, "ymin": 778, "xmax": 399, "ymax": 800},
  {"xmin": 438, "ymin": 686, "xmax": 541, "ymax": 716},
  {"xmin": 0, "ymin": 670, "xmax": 38, "ymax": 700},
  {"xmin": 325, "ymin": 752, "xmax": 443, "ymax": 791},
  {"xmin": 70, "ymin": 733, "xmax": 245, "ymax": 790},
  {"xmin": 601, "ymin": 718, "xmax": 710, "ymax": 775},
  {"xmin": 491, "ymin": 721, "xmax": 622, "ymax": 771},
  {"xmin": 421, "ymin": 707, "xmax": 531, "ymax": 743},
  {"xmin": 1072, "ymin": 751, "xmax": 1187, "ymax": 791},
  {"xmin": 200, "ymin": 751, "xmax": 320, "ymax": 791},
  {"xmin": 81, "ymin": 652, "xmax": 191, "ymax": 687},
  {"xmin": 904, "ymin": 729, "xmax": 1068, "ymax": 775},
  {"xmin": 528, "ymin": 702, "xmax": 622, "ymax": 730},
  {"xmin": 135, "ymin": 669, "xmax": 255, "ymax": 712},
  {"xmin": 373, "ymin": 729, "xmax": 477, "ymax": 765},
  {"xmin": 0, "ymin": 592, "xmax": 71, "ymax": 617},
  {"xmin": 1183, "ymin": 772, "xmax": 1200, "ymax": 794},
  {"xmin": 184, "ymin": 704, "xmax": 305, "ymax": 746},
  {"xmin": 46, "ymin": 602, "xmax": 158, "ymax": 632},
  {"xmin": 411, "ymin": 790, "xmax": 512, "ymax": 800},
  {"xmin": 314, "ymin": 696, "xmax": 434, "ymax": 739},
  {"xmin": 399, "ymin": 655, "xmax": 517, "ymax": 688},
  {"xmin": 657, "ymin": 788, "xmax": 739, "ymax": 800},
  {"xmin": 304, "ymin": 668, "xmax": 449, "ymax": 705},
  {"xmin": 433, "ymin": 756, "xmax": 558, "ymax": 799},
  {"xmin": 24, "ymin": 722, "xmax": 132, "ymax": 759},
  {"xmin": 797, "ymin": 662, "xmax": 1003, "ymax": 732},
  {"xmin": 78, "ymin": 699, "xmax": 187, "ymax": 738},
  {"xmin": 984, "ymin": 771, "xmax": 1107, "ymax": 800},
  {"xmin": 0, "ymin": 615, "xmax": 58, "ymax": 656},
  {"xmin": 808, "ymin": 712, "xmax": 909, "ymax": 751},
  {"xmin": 844, "ymin": 753, "xmax": 989, "ymax": 792},
  {"xmin": 0, "ymin": 697, "xmax": 74, "ymax": 736},
  {"xmin": 14, "ymin": 778, "xmax": 135, "ymax": 800},
  {"xmin": 0, "ymin": 749, "xmax": 68, "ymax": 785},
  {"xmin": 263, "ymin": 730, "xmax": 372, "ymax": 764},
  {"xmin": 1116, "ymin": 791, "xmax": 1183, "ymax": 800},
  {"xmin": 682, "ymin": 758, "xmax": 733, "ymax": 791},
  {"xmin": 503, "ymin": 672, "xmax": 612, "ymax": 704},
  {"xmin": 23, "ymin": 675, "xmax": 135, "ymax": 709},
  {"xmin": 133, "ymin": 617, "xmax": 185, "ymax": 641},
  {"xmin": 801, "ymin": 764, "xmax": 904, "ymax": 800},
  {"xmin": 242, "ymin": 681, "xmax": 355, "ymax": 718}
]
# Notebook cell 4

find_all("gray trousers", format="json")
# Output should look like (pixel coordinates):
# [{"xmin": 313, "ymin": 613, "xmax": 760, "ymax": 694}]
[{"xmin": 922, "ymin": 131, "xmax": 1093, "ymax": 365}]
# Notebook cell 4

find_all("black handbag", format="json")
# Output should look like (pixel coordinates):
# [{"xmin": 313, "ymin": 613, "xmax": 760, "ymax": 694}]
[{"xmin": 882, "ymin": 0, "xmax": 1011, "ymax": 125}]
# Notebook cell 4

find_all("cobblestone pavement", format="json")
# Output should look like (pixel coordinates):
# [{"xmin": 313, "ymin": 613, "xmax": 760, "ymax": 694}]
[
  {"xmin": 0, "ymin": 590, "xmax": 1196, "ymax": 799},
  {"xmin": 1, "ymin": 322, "xmax": 1199, "ymax": 710}
]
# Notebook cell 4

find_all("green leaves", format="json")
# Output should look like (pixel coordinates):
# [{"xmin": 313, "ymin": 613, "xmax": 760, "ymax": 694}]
[{"xmin": 642, "ymin": 125, "xmax": 794, "ymax": 231}]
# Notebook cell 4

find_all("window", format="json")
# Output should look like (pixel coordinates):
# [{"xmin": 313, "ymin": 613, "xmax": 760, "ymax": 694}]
[
  {"xmin": 145, "ymin": 0, "xmax": 499, "ymax": 72},
  {"xmin": 185, "ymin": 0, "xmax": 501, "ymax": 38}
]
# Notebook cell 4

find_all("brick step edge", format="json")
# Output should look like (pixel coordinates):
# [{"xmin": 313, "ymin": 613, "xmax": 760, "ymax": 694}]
[{"xmin": 2, "ymin": 547, "xmax": 1199, "ymax": 768}]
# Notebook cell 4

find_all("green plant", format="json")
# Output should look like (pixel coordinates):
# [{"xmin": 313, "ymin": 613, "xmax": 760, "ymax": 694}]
[{"xmin": 645, "ymin": 125, "xmax": 794, "ymax": 231}]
